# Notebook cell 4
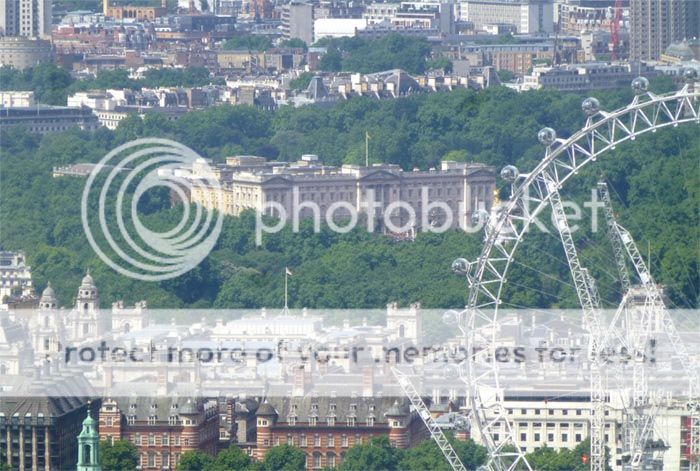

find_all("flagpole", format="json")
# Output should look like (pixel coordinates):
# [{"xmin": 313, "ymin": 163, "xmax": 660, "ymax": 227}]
[
  {"xmin": 284, "ymin": 269, "xmax": 288, "ymax": 312},
  {"xmin": 365, "ymin": 131, "xmax": 369, "ymax": 167}
]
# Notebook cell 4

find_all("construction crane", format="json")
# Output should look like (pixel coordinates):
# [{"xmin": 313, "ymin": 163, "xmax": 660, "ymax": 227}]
[{"xmin": 610, "ymin": 0, "xmax": 623, "ymax": 60}]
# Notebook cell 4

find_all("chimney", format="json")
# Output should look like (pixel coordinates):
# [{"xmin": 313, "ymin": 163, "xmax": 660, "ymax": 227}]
[
  {"xmin": 157, "ymin": 366, "xmax": 168, "ymax": 395},
  {"xmin": 292, "ymin": 366, "xmax": 307, "ymax": 397},
  {"xmin": 362, "ymin": 365, "xmax": 374, "ymax": 398}
]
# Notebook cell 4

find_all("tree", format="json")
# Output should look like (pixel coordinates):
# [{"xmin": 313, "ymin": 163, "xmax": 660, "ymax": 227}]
[
  {"xmin": 338, "ymin": 436, "xmax": 402, "ymax": 471},
  {"xmin": 177, "ymin": 450, "xmax": 215, "ymax": 471},
  {"xmin": 224, "ymin": 35, "xmax": 273, "ymax": 51},
  {"xmin": 99, "ymin": 439, "xmax": 138, "ymax": 471},
  {"xmin": 426, "ymin": 57, "xmax": 453, "ymax": 73},
  {"xmin": 261, "ymin": 445, "xmax": 306, "ymax": 471},
  {"xmin": 280, "ymin": 38, "xmax": 307, "ymax": 50},
  {"xmin": 497, "ymin": 69, "xmax": 517, "ymax": 82},
  {"xmin": 212, "ymin": 445, "xmax": 252, "ymax": 470},
  {"xmin": 289, "ymin": 72, "xmax": 314, "ymax": 91}
]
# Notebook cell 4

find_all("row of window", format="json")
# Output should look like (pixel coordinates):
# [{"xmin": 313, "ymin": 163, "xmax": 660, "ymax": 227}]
[
  {"xmin": 131, "ymin": 433, "xmax": 189, "ymax": 447},
  {"xmin": 266, "ymin": 432, "xmax": 364, "ymax": 448}
]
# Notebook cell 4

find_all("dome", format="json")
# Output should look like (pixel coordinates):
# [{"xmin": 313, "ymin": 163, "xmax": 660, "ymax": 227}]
[
  {"xmin": 665, "ymin": 41, "xmax": 695, "ymax": 61},
  {"xmin": 80, "ymin": 270, "xmax": 95, "ymax": 288},
  {"xmin": 40, "ymin": 283, "xmax": 56, "ymax": 302},
  {"xmin": 256, "ymin": 401, "xmax": 277, "ymax": 416}
]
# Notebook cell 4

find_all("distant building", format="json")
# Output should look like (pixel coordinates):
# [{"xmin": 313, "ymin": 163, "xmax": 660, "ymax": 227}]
[
  {"xmin": 187, "ymin": 157, "xmax": 496, "ymax": 232},
  {"xmin": 629, "ymin": 0, "xmax": 700, "ymax": 61},
  {"xmin": 103, "ymin": 0, "xmax": 166, "ymax": 21},
  {"xmin": 282, "ymin": 3, "xmax": 315, "ymax": 45},
  {"xmin": 459, "ymin": 0, "xmax": 554, "ymax": 34},
  {"xmin": 0, "ymin": 0, "xmax": 52, "ymax": 39},
  {"xmin": 0, "ymin": 105, "xmax": 99, "ymax": 134},
  {"xmin": 99, "ymin": 397, "xmax": 219, "ymax": 471},
  {"xmin": 0, "ymin": 250, "xmax": 33, "ymax": 303},
  {"xmin": 521, "ymin": 62, "xmax": 659, "ymax": 91},
  {"xmin": 0, "ymin": 91, "xmax": 35, "ymax": 107},
  {"xmin": 0, "ymin": 36, "xmax": 51, "ymax": 70},
  {"xmin": 313, "ymin": 18, "xmax": 367, "ymax": 42}
]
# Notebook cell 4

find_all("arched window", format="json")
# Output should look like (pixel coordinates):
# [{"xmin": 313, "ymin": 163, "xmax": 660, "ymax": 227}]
[
  {"xmin": 312, "ymin": 452, "xmax": 322, "ymax": 469},
  {"xmin": 84, "ymin": 444, "xmax": 91, "ymax": 464},
  {"xmin": 44, "ymin": 316, "xmax": 49, "ymax": 328},
  {"xmin": 327, "ymin": 452, "xmax": 336, "ymax": 468}
]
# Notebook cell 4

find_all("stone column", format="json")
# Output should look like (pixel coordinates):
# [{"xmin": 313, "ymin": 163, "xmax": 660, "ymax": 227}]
[
  {"xmin": 18, "ymin": 426, "xmax": 24, "ymax": 471},
  {"xmin": 5, "ymin": 428, "xmax": 11, "ymax": 467},
  {"xmin": 32, "ymin": 427, "xmax": 38, "ymax": 471},
  {"xmin": 44, "ymin": 427, "xmax": 50, "ymax": 471}
]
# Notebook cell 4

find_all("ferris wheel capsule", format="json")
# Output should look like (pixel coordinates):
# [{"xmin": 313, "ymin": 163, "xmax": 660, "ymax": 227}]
[
  {"xmin": 631, "ymin": 76, "xmax": 649, "ymax": 94},
  {"xmin": 581, "ymin": 97, "xmax": 601, "ymax": 116},
  {"xmin": 683, "ymin": 68, "xmax": 698, "ymax": 81},
  {"xmin": 451, "ymin": 258, "xmax": 472, "ymax": 276},
  {"xmin": 537, "ymin": 127, "xmax": 557, "ymax": 146},
  {"xmin": 500, "ymin": 165, "xmax": 520, "ymax": 182},
  {"xmin": 442, "ymin": 310, "xmax": 460, "ymax": 325}
]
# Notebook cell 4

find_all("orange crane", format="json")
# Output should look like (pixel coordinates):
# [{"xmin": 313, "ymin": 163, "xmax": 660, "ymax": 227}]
[{"xmin": 610, "ymin": 0, "xmax": 623, "ymax": 60}]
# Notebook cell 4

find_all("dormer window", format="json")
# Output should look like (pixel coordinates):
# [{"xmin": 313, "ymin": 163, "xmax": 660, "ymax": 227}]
[
  {"xmin": 310, "ymin": 416, "xmax": 317, "ymax": 426},
  {"xmin": 148, "ymin": 415, "xmax": 156, "ymax": 425},
  {"xmin": 367, "ymin": 417, "xmax": 375, "ymax": 427},
  {"xmin": 128, "ymin": 415, "xmax": 135, "ymax": 425},
  {"xmin": 168, "ymin": 415, "xmax": 178, "ymax": 426},
  {"xmin": 327, "ymin": 417, "xmax": 335, "ymax": 426},
  {"xmin": 347, "ymin": 417, "xmax": 356, "ymax": 427}
]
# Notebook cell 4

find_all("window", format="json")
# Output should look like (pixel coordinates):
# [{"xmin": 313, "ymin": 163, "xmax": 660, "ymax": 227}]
[
  {"xmin": 314, "ymin": 434, "xmax": 321, "ymax": 447},
  {"xmin": 175, "ymin": 435, "xmax": 180, "ymax": 446},
  {"xmin": 128, "ymin": 415, "xmax": 135, "ymax": 425},
  {"xmin": 548, "ymin": 433, "xmax": 554, "ymax": 441},
  {"xmin": 347, "ymin": 417, "xmax": 355, "ymax": 427},
  {"xmin": 169, "ymin": 415, "xmax": 177, "ymax": 426},
  {"xmin": 327, "ymin": 452, "xmax": 336, "ymax": 468},
  {"xmin": 548, "ymin": 409, "xmax": 554, "ymax": 415},
  {"xmin": 342, "ymin": 435, "xmax": 348, "ymax": 447},
  {"xmin": 301, "ymin": 435, "xmax": 307, "ymax": 447},
  {"xmin": 287, "ymin": 434, "xmax": 293, "ymax": 445},
  {"xmin": 106, "ymin": 416, "xmax": 113, "ymax": 426},
  {"xmin": 135, "ymin": 434, "xmax": 142, "ymax": 446},
  {"xmin": 576, "ymin": 409, "xmax": 582, "ymax": 416},
  {"xmin": 310, "ymin": 416, "xmax": 317, "ymax": 426},
  {"xmin": 367, "ymin": 417, "xmax": 374, "ymax": 427},
  {"xmin": 313, "ymin": 452, "xmax": 322, "ymax": 469},
  {"xmin": 328, "ymin": 435, "xmax": 335, "ymax": 447},
  {"xmin": 562, "ymin": 410, "xmax": 568, "ymax": 416},
  {"xmin": 520, "ymin": 433, "xmax": 527, "ymax": 441},
  {"xmin": 163, "ymin": 434, "xmax": 169, "ymax": 446},
  {"xmin": 576, "ymin": 434, "xmax": 582, "ymax": 442},
  {"xmin": 562, "ymin": 433, "xmax": 568, "ymax": 442},
  {"xmin": 148, "ymin": 452, "xmax": 156, "ymax": 467},
  {"xmin": 149, "ymin": 434, "xmax": 155, "ymax": 446},
  {"xmin": 148, "ymin": 416, "xmax": 156, "ymax": 425},
  {"xmin": 534, "ymin": 433, "xmax": 540, "ymax": 442},
  {"xmin": 521, "ymin": 409, "xmax": 526, "ymax": 414},
  {"xmin": 327, "ymin": 417, "xmax": 335, "ymax": 426},
  {"xmin": 534, "ymin": 409, "xmax": 540, "ymax": 415},
  {"xmin": 493, "ymin": 433, "xmax": 499, "ymax": 441},
  {"xmin": 162, "ymin": 452, "xmax": 169, "ymax": 468}
]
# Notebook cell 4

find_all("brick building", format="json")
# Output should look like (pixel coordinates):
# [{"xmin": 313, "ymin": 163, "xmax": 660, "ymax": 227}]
[
  {"xmin": 254, "ymin": 396, "xmax": 428, "ymax": 470},
  {"xmin": 99, "ymin": 397, "xmax": 219, "ymax": 470}
]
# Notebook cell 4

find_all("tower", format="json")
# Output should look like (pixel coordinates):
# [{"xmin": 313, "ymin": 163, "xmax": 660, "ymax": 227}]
[
  {"xmin": 386, "ymin": 302, "xmax": 423, "ymax": 346},
  {"xmin": 32, "ymin": 283, "xmax": 64, "ymax": 360},
  {"xmin": 70, "ymin": 270, "xmax": 106, "ymax": 342},
  {"xmin": 77, "ymin": 406, "xmax": 101, "ymax": 471},
  {"xmin": 386, "ymin": 400, "xmax": 411, "ymax": 449},
  {"xmin": 255, "ymin": 401, "xmax": 277, "ymax": 461}
]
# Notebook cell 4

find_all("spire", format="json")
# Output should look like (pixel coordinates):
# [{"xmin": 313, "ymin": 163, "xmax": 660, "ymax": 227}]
[{"xmin": 77, "ymin": 402, "xmax": 101, "ymax": 471}]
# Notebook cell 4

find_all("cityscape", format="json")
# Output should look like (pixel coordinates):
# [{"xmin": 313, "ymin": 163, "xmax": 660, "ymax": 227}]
[{"xmin": 0, "ymin": 0, "xmax": 699, "ymax": 470}]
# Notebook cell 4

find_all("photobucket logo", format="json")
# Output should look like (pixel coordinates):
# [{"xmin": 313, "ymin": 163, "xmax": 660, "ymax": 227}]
[
  {"xmin": 255, "ymin": 187, "xmax": 488, "ymax": 245},
  {"xmin": 81, "ymin": 138, "xmax": 224, "ymax": 281}
]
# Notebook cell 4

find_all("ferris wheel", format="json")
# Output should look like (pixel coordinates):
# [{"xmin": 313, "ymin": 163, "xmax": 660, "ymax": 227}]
[{"xmin": 396, "ymin": 71, "xmax": 700, "ymax": 471}]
